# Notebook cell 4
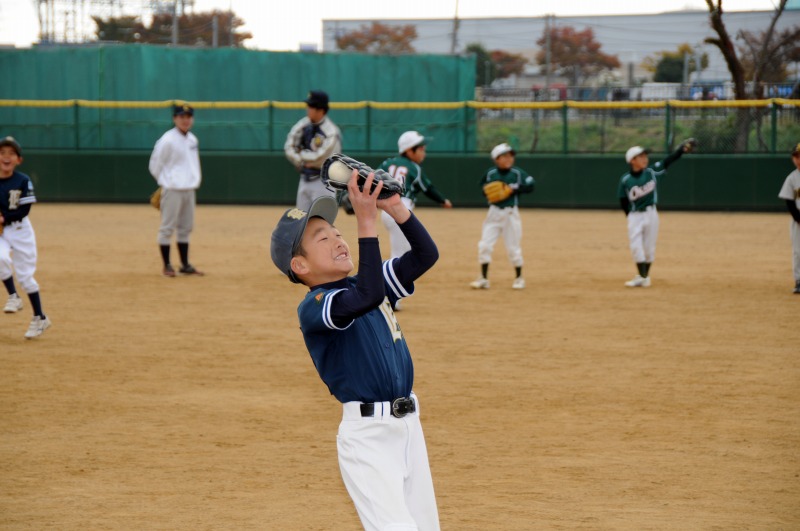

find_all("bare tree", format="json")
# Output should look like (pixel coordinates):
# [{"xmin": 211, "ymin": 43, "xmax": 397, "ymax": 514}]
[{"xmin": 703, "ymin": 0, "xmax": 800, "ymax": 151}]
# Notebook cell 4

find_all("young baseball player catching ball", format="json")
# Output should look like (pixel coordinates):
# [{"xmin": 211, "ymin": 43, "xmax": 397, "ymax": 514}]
[
  {"xmin": 470, "ymin": 142, "xmax": 535, "ymax": 290},
  {"xmin": 0, "ymin": 136, "xmax": 51, "ymax": 339},
  {"xmin": 270, "ymin": 159, "xmax": 440, "ymax": 530},
  {"xmin": 617, "ymin": 138, "xmax": 696, "ymax": 287}
]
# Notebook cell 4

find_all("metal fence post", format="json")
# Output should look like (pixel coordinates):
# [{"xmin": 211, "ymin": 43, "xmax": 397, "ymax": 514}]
[
  {"xmin": 463, "ymin": 103, "xmax": 469, "ymax": 153},
  {"xmin": 561, "ymin": 102, "xmax": 568, "ymax": 154},
  {"xmin": 366, "ymin": 103, "xmax": 371, "ymax": 153},
  {"xmin": 268, "ymin": 103, "xmax": 273, "ymax": 152},
  {"xmin": 73, "ymin": 101, "xmax": 80, "ymax": 150},
  {"xmin": 664, "ymin": 101, "xmax": 671, "ymax": 153},
  {"xmin": 770, "ymin": 100, "xmax": 778, "ymax": 154}
]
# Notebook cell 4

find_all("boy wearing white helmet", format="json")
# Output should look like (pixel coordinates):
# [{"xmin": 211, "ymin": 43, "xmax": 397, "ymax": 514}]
[
  {"xmin": 617, "ymin": 139, "xmax": 695, "ymax": 287},
  {"xmin": 470, "ymin": 143, "xmax": 535, "ymax": 290},
  {"xmin": 378, "ymin": 131, "xmax": 452, "ymax": 308}
]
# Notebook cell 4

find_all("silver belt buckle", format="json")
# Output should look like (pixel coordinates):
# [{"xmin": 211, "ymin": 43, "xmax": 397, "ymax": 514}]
[{"xmin": 391, "ymin": 397, "xmax": 415, "ymax": 418}]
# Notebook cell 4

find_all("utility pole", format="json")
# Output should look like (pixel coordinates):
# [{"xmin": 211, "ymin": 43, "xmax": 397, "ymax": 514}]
[
  {"xmin": 544, "ymin": 14, "xmax": 552, "ymax": 99},
  {"xmin": 450, "ymin": 0, "xmax": 459, "ymax": 54},
  {"xmin": 171, "ymin": 0, "xmax": 179, "ymax": 45},
  {"xmin": 212, "ymin": 14, "xmax": 219, "ymax": 47}
]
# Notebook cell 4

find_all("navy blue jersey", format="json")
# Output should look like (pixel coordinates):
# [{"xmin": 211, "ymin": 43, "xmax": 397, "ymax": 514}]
[
  {"xmin": 298, "ymin": 259, "xmax": 414, "ymax": 403},
  {"xmin": 0, "ymin": 170, "xmax": 35, "ymax": 224}
]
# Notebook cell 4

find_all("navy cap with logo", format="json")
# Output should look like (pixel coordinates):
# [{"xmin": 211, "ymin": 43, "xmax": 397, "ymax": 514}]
[
  {"xmin": 271, "ymin": 196, "xmax": 339, "ymax": 283},
  {"xmin": 304, "ymin": 90, "xmax": 330, "ymax": 111},
  {"xmin": 0, "ymin": 136, "xmax": 22, "ymax": 157},
  {"xmin": 792, "ymin": 142, "xmax": 800, "ymax": 156},
  {"xmin": 173, "ymin": 104, "xmax": 194, "ymax": 116}
]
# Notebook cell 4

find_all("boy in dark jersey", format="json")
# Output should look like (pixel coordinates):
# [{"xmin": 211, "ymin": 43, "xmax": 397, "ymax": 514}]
[
  {"xmin": 270, "ymin": 168, "xmax": 441, "ymax": 530},
  {"xmin": 0, "ymin": 136, "xmax": 51, "ymax": 338}
]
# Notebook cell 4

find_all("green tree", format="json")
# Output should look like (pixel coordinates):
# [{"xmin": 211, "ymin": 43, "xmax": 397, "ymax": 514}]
[
  {"xmin": 335, "ymin": 22, "xmax": 417, "ymax": 54},
  {"xmin": 466, "ymin": 43, "xmax": 527, "ymax": 87},
  {"xmin": 466, "ymin": 43, "xmax": 496, "ymax": 87},
  {"xmin": 642, "ymin": 44, "xmax": 709, "ymax": 83}
]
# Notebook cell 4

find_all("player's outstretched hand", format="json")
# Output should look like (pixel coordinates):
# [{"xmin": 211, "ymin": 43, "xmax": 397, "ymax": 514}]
[{"xmin": 681, "ymin": 138, "xmax": 697, "ymax": 153}]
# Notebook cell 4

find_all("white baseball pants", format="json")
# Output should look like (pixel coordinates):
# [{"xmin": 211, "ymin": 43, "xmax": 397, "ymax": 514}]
[
  {"xmin": 477, "ymin": 205, "xmax": 523, "ymax": 267},
  {"xmin": 158, "ymin": 188, "xmax": 196, "ymax": 245},
  {"xmin": 627, "ymin": 206, "xmax": 660, "ymax": 263},
  {"xmin": 791, "ymin": 220, "xmax": 800, "ymax": 281},
  {"xmin": 296, "ymin": 177, "xmax": 336, "ymax": 211},
  {"xmin": 0, "ymin": 218, "xmax": 40, "ymax": 294},
  {"xmin": 337, "ymin": 394, "xmax": 440, "ymax": 531},
  {"xmin": 381, "ymin": 197, "xmax": 415, "ymax": 259}
]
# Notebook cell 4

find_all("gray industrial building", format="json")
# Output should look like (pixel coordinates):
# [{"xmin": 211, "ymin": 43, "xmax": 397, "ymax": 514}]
[{"xmin": 322, "ymin": 9, "xmax": 800, "ymax": 93}]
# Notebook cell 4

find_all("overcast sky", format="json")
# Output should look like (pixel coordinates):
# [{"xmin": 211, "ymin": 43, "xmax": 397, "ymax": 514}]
[{"xmin": 0, "ymin": 0, "xmax": 782, "ymax": 51}]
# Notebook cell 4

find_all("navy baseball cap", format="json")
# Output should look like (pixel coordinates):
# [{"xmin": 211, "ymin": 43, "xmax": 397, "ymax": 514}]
[
  {"xmin": 173, "ymin": 104, "xmax": 194, "ymax": 116},
  {"xmin": 792, "ymin": 142, "xmax": 800, "ymax": 156},
  {"xmin": 271, "ymin": 196, "xmax": 339, "ymax": 283},
  {"xmin": 0, "ymin": 136, "xmax": 22, "ymax": 156},
  {"xmin": 304, "ymin": 90, "xmax": 330, "ymax": 111}
]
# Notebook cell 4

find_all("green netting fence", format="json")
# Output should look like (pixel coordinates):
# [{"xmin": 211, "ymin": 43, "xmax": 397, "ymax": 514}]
[{"xmin": 1, "ymin": 98, "xmax": 798, "ymax": 154}]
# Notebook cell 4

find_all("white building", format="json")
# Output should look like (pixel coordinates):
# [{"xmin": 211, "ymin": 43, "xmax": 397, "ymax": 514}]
[{"xmin": 322, "ymin": 10, "xmax": 800, "ymax": 88}]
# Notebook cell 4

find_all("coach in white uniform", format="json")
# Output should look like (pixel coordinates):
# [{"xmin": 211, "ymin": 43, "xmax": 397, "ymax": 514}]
[
  {"xmin": 149, "ymin": 104, "xmax": 204, "ymax": 277},
  {"xmin": 284, "ymin": 90, "xmax": 342, "ymax": 210}
]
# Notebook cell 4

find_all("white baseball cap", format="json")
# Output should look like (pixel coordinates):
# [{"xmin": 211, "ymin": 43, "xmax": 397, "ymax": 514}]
[
  {"xmin": 491, "ymin": 143, "xmax": 515, "ymax": 160},
  {"xmin": 398, "ymin": 131, "xmax": 426, "ymax": 154},
  {"xmin": 625, "ymin": 146, "xmax": 649, "ymax": 163}
]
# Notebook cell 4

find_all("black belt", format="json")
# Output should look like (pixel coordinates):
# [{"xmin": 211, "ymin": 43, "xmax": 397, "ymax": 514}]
[{"xmin": 360, "ymin": 397, "xmax": 416, "ymax": 418}]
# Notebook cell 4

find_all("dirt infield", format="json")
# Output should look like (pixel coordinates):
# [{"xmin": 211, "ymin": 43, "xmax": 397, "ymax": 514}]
[{"xmin": 1, "ymin": 203, "xmax": 798, "ymax": 530}]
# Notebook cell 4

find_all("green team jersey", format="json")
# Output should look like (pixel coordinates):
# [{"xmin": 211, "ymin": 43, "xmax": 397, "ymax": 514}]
[
  {"xmin": 617, "ymin": 161, "xmax": 668, "ymax": 212},
  {"xmin": 379, "ymin": 155, "xmax": 448, "ymax": 205},
  {"xmin": 618, "ymin": 147, "xmax": 686, "ymax": 214},
  {"xmin": 480, "ymin": 165, "xmax": 535, "ymax": 208}
]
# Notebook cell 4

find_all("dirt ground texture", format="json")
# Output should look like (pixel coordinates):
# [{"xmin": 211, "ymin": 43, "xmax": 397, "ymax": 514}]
[{"xmin": 1, "ymin": 203, "xmax": 798, "ymax": 530}]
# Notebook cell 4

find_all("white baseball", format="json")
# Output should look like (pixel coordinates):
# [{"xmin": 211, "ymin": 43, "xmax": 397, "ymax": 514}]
[{"xmin": 327, "ymin": 160, "xmax": 353, "ymax": 184}]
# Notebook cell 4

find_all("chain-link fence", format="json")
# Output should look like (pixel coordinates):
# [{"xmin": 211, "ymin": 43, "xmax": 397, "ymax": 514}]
[
  {"xmin": 2, "ymin": 98, "xmax": 799, "ymax": 155},
  {"xmin": 475, "ymin": 99, "xmax": 800, "ymax": 155}
]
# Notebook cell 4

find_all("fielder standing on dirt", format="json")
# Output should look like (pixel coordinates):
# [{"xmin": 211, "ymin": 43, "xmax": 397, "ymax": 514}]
[
  {"xmin": 284, "ymin": 90, "xmax": 342, "ymax": 210},
  {"xmin": 149, "ymin": 104, "xmax": 204, "ymax": 277},
  {"xmin": 470, "ymin": 143, "xmax": 535, "ymax": 291},
  {"xmin": 617, "ymin": 138, "xmax": 695, "ymax": 288},
  {"xmin": 778, "ymin": 142, "xmax": 800, "ymax": 294},
  {"xmin": 0, "ymin": 136, "xmax": 51, "ymax": 339}
]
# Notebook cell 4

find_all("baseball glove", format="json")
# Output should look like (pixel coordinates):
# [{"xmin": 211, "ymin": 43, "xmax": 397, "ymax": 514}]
[
  {"xmin": 321, "ymin": 154, "xmax": 404, "ymax": 200},
  {"xmin": 149, "ymin": 187, "xmax": 162, "ymax": 210},
  {"xmin": 681, "ymin": 138, "xmax": 698, "ymax": 153},
  {"xmin": 483, "ymin": 180, "xmax": 513, "ymax": 203}
]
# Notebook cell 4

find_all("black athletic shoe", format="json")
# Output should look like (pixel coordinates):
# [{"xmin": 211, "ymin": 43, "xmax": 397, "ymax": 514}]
[
  {"xmin": 794, "ymin": 281, "xmax": 800, "ymax": 294},
  {"xmin": 163, "ymin": 264, "xmax": 176, "ymax": 277},
  {"xmin": 179, "ymin": 264, "xmax": 204, "ymax": 276}
]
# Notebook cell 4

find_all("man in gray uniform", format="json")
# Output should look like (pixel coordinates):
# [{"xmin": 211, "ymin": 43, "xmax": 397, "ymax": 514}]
[
  {"xmin": 284, "ymin": 90, "xmax": 342, "ymax": 210},
  {"xmin": 149, "ymin": 104, "xmax": 204, "ymax": 277}
]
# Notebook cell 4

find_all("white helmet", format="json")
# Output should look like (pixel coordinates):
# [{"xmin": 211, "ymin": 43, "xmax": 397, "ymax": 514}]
[
  {"xmin": 398, "ymin": 131, "xmax": 426, "ymax": 154},
  {"xmin": 491, "ymin": 143, "xmax": 515, "ymax": 160},
  {"xmin": 625, "ymin": 146, "xmax": 649, "ymax": 164}
]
